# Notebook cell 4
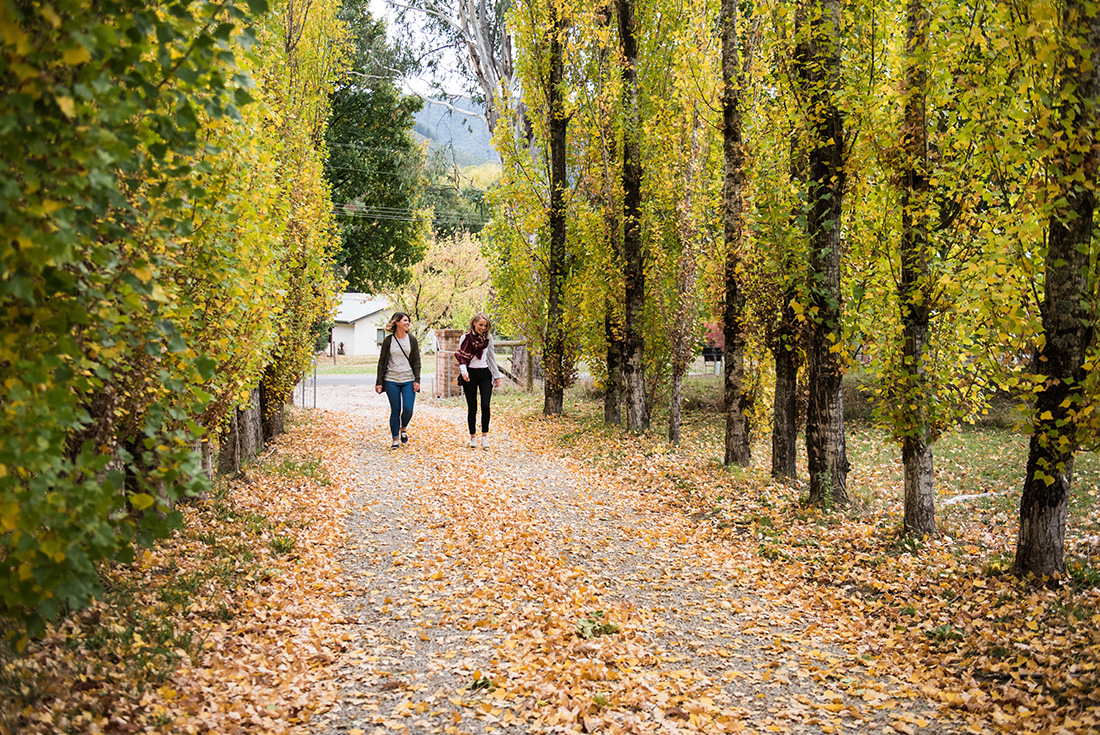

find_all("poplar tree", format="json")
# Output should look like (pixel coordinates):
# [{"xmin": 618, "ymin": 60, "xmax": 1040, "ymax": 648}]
[
  {"xmin": 618, "ymin": 0, "xmax": 649, "ymax": 431},
  {"xmin": 543, "ymin": 0, "xmax": 569, "ymax": 415},
  {"xmin": 1015, "ymin": 0, "xmax": 1100, "ymax": 578},
  {"xmin": 720, "ymin": 0, "xmax": 752, "ymax": 464},
  {"xmin": 796, "ymin": 0, "xmax": 850, "ymax": 506},
  {"xmin": 898, "ymin": 0, "xmax": 935, "ymax": 534}
]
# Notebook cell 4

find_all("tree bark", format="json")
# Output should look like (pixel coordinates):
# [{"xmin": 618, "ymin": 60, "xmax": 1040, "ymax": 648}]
[
  {"xmin": 217, "ymin": 408, "xmax": 241, "ymax": 477},
  {"xmin": 1015, "ymin": 0, "xmax": 1099, "ymax": 578},
  {"xmin": 259, "ymin": 380, "xmax": 286, "ymax": 444},
  {"xmin": 720, "ymin": 0, "xmax": 751, "ymax": 465},
  {"xmin": 900, "ymin": 0, "xmax": 936, "ymax": 535},
  {"xmin": 605, "ymin": 300, "xmax": 624, "ymax": 425},
  {"xmin": 618, "ymin": 0, "xmax": 648, "ymax": 431},
  {"xmin": 199, "ymin": 437, "xmax": 214, "ymax": 483},
  {"xmin": 668, "ymin": 374, "xmax": 684, "ymax": 444},
  {"xmin": 542, "ymin": 0, "xmax": 568, "ymax": 416},
  {"xmin": 593, "ymin": 2, "xmax": 624, "ymax": 428},
  {"xmin": 772, "ymin": 290, "xmax": 799, "ymax": 479},
  {"xmin": 797, "ymin": 0, "xmax": 849, "ymax": 507},
  {"xmin": 772, "ymin": 135, "xmax": 806, "ymax": 481}
]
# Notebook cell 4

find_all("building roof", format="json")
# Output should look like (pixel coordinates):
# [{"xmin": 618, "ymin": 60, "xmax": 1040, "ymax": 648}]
[{"xmin": 335, "ymin": 293, "xmax": 390, "ymax": 324}]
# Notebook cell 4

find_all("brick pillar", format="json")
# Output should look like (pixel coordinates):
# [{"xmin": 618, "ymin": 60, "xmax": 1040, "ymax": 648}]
[{"xmin": 435, "ymin": 329, "xmax": 464, "ymax": 398}]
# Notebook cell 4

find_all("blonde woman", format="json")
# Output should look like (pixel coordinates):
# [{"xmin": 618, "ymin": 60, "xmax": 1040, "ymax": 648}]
[
  {"xmin": 455, "ymin": 313, "xmax": 502, "ymax": 449},
  {"xmin": 375, "ymin": 312, "xmax": 421, "ymax": 449}
]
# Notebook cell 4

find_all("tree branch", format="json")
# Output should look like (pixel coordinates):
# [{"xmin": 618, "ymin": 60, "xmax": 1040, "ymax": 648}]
[{"xmin": 414, "ymin": 94, "xmax": 487, "ymax": 122}]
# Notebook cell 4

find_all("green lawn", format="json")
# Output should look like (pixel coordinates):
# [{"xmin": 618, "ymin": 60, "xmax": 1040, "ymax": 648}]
[
  {"xmin": 313, "ymin": 355, "xmax": 437, "ymax": 376},
  {"xmin": 495, "ymin": 377, "xmax": 1100, "ymax": 547}
]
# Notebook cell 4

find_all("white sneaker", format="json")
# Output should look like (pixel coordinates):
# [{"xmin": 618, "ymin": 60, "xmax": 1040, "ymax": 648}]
[
  {"xmin": 481, "ymin": 435, "xmax": 490, "ymax": 450},
  {"xmin": 468, "ymin": 435, "xmax": 478, "ymax": 449}
]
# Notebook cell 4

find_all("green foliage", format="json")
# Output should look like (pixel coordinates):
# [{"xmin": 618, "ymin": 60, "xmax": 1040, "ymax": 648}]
[
  {"xmin": 388, "ymin": 231, "xmax": 493, "ymax": 339},
  {"xmin": 0, "ymin": 0, "xmax": 256, "ymax": 642},
  {"xmin": 0, "ymin": 0, "xmax": 345, "ymax": 641},
  {"xmin": 469, "ymin": 672, "xmax": 496, "ymax": 691},
  {"xmin": 576, "ymin": 609, "xmax": 620, "ymax": 639},
  {"xmin": 421, "ymin": 149, "xmax": 495, "ymax": 238},
  {"xmin": 325, "ymin": 0, "xmax": 427, "ymax": 292},
  {"xmin": 926, "ymin": 623, "xmax": 965, "ymax": 643}
]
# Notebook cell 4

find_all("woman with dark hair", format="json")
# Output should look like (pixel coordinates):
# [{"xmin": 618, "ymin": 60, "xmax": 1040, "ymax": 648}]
[
  {"xmin": 375, "ymin": 312, "xmax": 421, "ymax": 449},
  {"xmin": 455, "ymin": 312, "xmax": 502, "ymax": 449}
]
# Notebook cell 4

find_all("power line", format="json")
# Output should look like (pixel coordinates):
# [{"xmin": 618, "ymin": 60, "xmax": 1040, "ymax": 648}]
[
  {"xmin": 328, "ymin": 165, "xmax": 415, "ymax": 179},
  {"xmin": 333, "ymin": 202, "xmax": 488, "ymax": 217},
  {"xmin": 326, "ymin": 141, "xmax": 495, "ymax": 191},
  {"xmin": 327, "ymin": 165, "xmax": 491, "ymax": 196},
  {"xmin": 327, "ymin": 142, "xmax": 420, "ymax": 155},
  {"xmin": 337, "ymin": 211, "xmax": 489, "ymax": 224},
  {"xmin": 333, "ymin": 207, "xmax": 489, "ymax": 225}
]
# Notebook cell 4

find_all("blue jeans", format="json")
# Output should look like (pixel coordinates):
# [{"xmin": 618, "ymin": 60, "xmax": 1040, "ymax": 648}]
[{"xmin": 383, "ymin": 381, "xmax": 416, "ymax": 438}]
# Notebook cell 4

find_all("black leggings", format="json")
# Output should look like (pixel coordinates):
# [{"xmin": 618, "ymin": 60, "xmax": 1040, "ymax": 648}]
[{"xmin": 463, "ymin": 367, "xmax": 494, "ymax": 434}]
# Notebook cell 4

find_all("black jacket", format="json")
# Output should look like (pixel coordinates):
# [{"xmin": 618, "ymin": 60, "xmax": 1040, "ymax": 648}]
[{"xmin": 375, "ymin": 333, "xmax": 421, "ymax": 385}]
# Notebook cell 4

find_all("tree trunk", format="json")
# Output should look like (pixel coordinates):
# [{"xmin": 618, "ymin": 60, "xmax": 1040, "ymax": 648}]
[
  {"xmin": 416, "ymin": 0, "xmax": 524, "ymax": 141},
  {"xmin": 668, "ymin": 368, "xmax": 684, "ymax": 445},
  {"xmin": 618, "ymin": 0, "xmax": 648, "ymax": 431},
  {"xmin": 217, "ymin": 408, "xmax": 241, "ymax": 477},
  {"xmin": 668, "ymin": 115, "xmax": 704, "ymax": 445},
  {"xmin": 772, "ymin": 300, "xmax": 799, "ymax": 479},
  {"xmin": 543, "ymin": 0, "xmax": 568, "ymax": 417},
  {"xmin": 604, "ymin": 305, "xmax": 624, "ymax": 425},
  {"xmin": 200, "ymin": 438, "xmax": 214, "ymax": 483},
  {"xmin": 720, "ymin": 0, "xmax": 751, "ymax": 465},
  {"xmin": 902, "ymin": 438, "xmax": 935, "ymax": 532},
  {"xmin": 772, "ymin": 136, "xmax": 806, "ymax": 481},
  {"xmin": 600, "ymin": 6, "xmax": 624, "ymax": 428},
  {"xmin": 899, "ymin": 0, "xmax": 936, "ymax": 535},
  {"xmin": 1015, "ymin": 0, "xmax": 1099, "ymax": 578},
  {"xmin": 797, "ymin": 0, "xmax": 849, "ymax": 507},
  {"xmin": 259, "ymin": 380, "xmax": 286, "ymax": 444}
]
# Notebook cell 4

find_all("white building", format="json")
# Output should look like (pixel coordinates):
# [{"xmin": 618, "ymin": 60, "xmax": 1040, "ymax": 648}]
[{"xmin": 331, "ymin": 293, "xmax": 392, "ymax": 357}]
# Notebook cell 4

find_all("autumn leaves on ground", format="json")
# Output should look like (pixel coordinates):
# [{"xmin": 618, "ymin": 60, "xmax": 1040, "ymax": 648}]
[{"xmin": 3, "ymin": 389, "xmax": 1098, "ymax": 735}]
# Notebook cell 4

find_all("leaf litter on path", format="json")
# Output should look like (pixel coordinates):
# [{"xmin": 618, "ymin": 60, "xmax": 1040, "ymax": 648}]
[
  {"xmin": 312, "ymin": 391, "xmax": 964, "ymax": 735},
  {"xmin": 7, "ymin": 385, "xmax": 1095, "ymax": 735},
  {"xmin": 2, "ymin": 410, "xmax": 358, "ymax": 734}
]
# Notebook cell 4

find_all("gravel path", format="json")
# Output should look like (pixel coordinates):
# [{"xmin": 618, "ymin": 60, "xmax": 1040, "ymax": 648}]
[{"xmin": 309, "ymin": 385, "xmax": 957, "ymax": 735}]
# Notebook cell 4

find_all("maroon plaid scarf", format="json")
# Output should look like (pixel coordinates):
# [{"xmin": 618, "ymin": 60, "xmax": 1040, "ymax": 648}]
[{"xmin": 455, "ymin": 331, "xmax": 489, "ymax": 366}]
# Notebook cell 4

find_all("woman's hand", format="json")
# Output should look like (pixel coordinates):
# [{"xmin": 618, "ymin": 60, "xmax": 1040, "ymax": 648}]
[
  {"xmin": 375, "ymin": 385, "xmax": 383, "ymax": 394},
  {"xmin": 461, "ymin": 373, "xmax": 469, "ymax": 382},
  {"xmin": 413, "ymin": 382, "xmax": 420, "ymax": 393},
  {"xmin": 493, "ymin": 378, "xmax": 501, "ymax": 388}
]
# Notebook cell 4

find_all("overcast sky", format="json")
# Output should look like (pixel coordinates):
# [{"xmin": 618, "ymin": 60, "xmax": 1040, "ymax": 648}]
[{"xmin": 368, "ymin": 0, "xmax": 468, "ymax": 98}]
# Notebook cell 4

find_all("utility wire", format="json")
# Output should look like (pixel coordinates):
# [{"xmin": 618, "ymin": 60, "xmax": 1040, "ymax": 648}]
[
  {"xmin": 327, "ymin": 142, "xmax": 422, "ymax": 155},
  {"xmin": 333, "ymin": 203, "xmax": 489, "ymax": 217},
  {"xmin": 334, "ymin": 208, "xmax": 489, "ymax": 225},
  {"xmin": 335, "ymin": 208, "xmax": 488, "ymax": 221}
]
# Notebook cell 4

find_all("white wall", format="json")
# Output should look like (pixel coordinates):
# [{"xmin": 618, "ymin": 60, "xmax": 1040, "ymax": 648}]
[
  {"xmin": 333, "ymin": 311, "xmax": 393, "ymax": 357},
  {"xmin": 332, "ymin": 324, "xmax": 356, "ymax": 355}
]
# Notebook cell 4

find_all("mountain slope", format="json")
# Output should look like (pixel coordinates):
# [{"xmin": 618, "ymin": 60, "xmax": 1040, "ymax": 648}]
[{"xmin": 413, "ymin": 97, "xmax": 499, "ymax": 165}]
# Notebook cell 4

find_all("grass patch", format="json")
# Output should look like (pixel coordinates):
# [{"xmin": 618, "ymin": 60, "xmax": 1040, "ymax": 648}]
[
  {"xmin": 270, "ymin": 535, "xmax": 297, "ymax": 554},
  {"xmin": 496, "ymin": 372, "xmax": 1100, "ymax": 731},
  {"xmin": 268, "ymin": 456, "xmax": 331, "ymax": 485}
]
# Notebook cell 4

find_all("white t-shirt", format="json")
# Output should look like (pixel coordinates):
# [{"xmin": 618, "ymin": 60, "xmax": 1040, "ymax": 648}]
[
  {"xmin": 386, "ymin": 334, "xmax": 415, "ymax": 383},
  {"xmin": 458, "ymin": 333, "xmax": 502, "ymax": 379}
]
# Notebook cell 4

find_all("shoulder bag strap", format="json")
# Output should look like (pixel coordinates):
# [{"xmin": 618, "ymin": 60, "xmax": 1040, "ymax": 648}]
[{"xmin": 392, "ymin": 335, "xmax": 411, "ymax": 361}]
